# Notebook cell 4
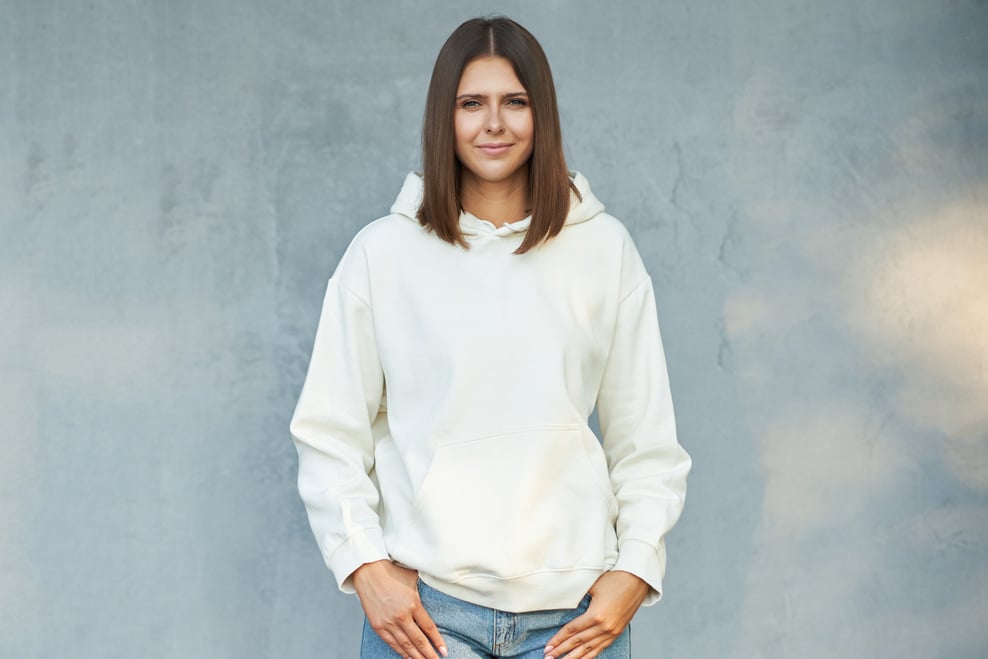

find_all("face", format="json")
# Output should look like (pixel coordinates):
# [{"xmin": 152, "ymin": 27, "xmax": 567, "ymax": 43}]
[{"xmin": 454, "ymin": 56, "xmax": 534, "ymax": 189}]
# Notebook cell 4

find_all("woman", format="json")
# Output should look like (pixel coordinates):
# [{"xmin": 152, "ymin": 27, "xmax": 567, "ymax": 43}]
[{"xmin": 290, "ymin": 15, "xmax": 691, "ymax": 659}]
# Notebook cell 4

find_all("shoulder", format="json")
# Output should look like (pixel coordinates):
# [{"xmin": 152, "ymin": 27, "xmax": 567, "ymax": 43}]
[
  {"xmin": 341, "ymin": 213, "xmax": 421, "ymax": 256},
  {"xmin": 569, "ymin": 210, "xmax": 646, "ymax": 266},
  {"xmin": 581, "ymin": 213, "xmax": 651, "ymax": 297},
  {"xmin": 350, "ymin": 213, "xmax": 412, "ymax": 245},
  {"xmin": 332, "ymin": 213, "xmax": 420, "ymax": 280},
  {"xmin": 587, "ymin": 212, "xmax": 638, "ymax": 244},
  {"xmin": 566, "ymin": 171, "xmax": 640, "ymax": 249}
]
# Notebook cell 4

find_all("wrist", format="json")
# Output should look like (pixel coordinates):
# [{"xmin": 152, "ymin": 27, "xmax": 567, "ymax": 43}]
[
  {"xmin": 611, "ymin": 570, "xmax": 650, "ymax": 595},
  {"xmin": 351, "ymin": 559, "xmax": 391, "ymax": 588}
]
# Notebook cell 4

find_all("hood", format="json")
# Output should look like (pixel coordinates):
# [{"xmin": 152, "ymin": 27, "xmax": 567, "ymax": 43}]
[{"xmin": 389, "ymin": 170, "xmax": 605, "ymax": 239}]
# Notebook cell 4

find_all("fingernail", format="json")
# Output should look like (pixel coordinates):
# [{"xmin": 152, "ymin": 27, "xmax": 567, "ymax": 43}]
[
  {"xmin": 544, "ymin": 646, "xmax": 554, "ymax": 656},
  {"xmin": 440, "ymin": 646, "xmax": 448, "ymax": 657}
]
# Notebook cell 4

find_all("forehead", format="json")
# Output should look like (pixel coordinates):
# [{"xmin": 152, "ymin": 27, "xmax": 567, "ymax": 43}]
[{"xmin": 457, "ymin": 56, "xmax": 526, "ymax": 93}]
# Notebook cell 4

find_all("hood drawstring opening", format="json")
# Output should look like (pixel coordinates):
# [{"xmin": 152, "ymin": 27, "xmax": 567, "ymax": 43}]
[{"xmin": 388, "ymin": 170, "xmax": 605, "ymax": 242}]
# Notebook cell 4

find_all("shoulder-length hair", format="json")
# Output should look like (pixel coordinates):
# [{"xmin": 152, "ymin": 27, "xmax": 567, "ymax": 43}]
[{"xmin": 417, "ymin": 15, "xmax": 579, "ymax": 255}]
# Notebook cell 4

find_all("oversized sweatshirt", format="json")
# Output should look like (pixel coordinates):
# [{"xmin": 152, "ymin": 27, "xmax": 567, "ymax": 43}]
[{"xmin": 289, "ymin": 170, "xmax": 691, "ymax": 614}]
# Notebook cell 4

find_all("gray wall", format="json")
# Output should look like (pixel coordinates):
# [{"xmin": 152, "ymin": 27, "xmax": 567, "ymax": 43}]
[{"xmin": 2, "ymin": 0, "xmax": 986, "ymax": 657}]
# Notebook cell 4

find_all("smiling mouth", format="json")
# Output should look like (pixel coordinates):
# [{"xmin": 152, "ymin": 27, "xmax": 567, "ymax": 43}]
[{"xmin": 476, "ymin": 143, "xmax": 513, "ymax": 154}]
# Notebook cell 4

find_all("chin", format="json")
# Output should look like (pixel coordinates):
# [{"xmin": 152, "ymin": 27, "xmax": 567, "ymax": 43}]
[{"xmin": 466, "ymin": 163, "xmax": 528, "ymax": 185}]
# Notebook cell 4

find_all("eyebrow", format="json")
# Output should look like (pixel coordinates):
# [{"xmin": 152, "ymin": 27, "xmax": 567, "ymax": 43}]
[{"xmin": 455, "ymin": 91, "xmax": 529, "ymax": 101}]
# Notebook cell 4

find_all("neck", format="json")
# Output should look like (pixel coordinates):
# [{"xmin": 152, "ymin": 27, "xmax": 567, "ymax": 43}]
[{"xmin": 459, "ymin": 167, "xmax": 531, "ymax": 227}]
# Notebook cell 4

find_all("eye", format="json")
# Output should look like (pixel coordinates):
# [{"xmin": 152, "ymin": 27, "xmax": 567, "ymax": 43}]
[
  {"xmin": 507, "ymin": 98, "xmax": 528, "ymax": 107},
  {"xmin": 459, "ymin": 99, "xmax": 481, "ymax": 109}
]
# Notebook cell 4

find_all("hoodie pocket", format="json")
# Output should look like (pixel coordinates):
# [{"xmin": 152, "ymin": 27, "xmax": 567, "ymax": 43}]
[{"xmin": 406, "ymin": 424, "xmax": 617, "ymax": 580}]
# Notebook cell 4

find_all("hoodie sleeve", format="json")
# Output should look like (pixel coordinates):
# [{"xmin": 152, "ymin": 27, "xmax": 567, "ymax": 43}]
[
  {"xmin": 289, "ymin": 241, "xmax": 390, "ymax": 594},
  {"xmin": 596, "ymin": 244, "xmax": 692, "ymax": 607}
]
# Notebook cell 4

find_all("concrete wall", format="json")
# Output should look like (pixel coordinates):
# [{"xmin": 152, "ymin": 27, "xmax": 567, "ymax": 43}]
[{"xmin": 2, "ymin": 0, "xmax": 985, "ymax": 657}]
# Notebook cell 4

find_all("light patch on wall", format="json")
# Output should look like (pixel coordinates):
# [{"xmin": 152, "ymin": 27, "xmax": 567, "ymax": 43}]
[
  {"xmin": 847, "ymin": 193, "xmax": 988, "ymax": 491},
  {"xmin": 36, "ymin": 321, "xmax": 175, "ymax": 401},
  {"xmin": 723, "ymin": 290, "xmax": 778, "ymax": 337},
  {"xmin": 720, "ymin": 282, "xmax": 909, "ymax": 530},
  {"xmin": 758, "ymin": 402, "xmax": 914, "ymax": 534},
  {"xmin": 736, "ymin": 516, "xmax": 886, "ymax": 658},
  {"xmin": 721, "ymin": 189, "xmax": 988, "ymax": 657},
  {"xmin": 29, "ymin": 277, "xmax": 241, "ymax": 404},
  {"xmin": 0, "ymin": 270, "xmax": 41, "ymax": 647}
]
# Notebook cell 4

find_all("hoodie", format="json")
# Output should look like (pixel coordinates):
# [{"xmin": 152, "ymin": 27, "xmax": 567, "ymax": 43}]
[{"xmin": 289, "ymin": 170, "xmax": 691, "ymax": 613}]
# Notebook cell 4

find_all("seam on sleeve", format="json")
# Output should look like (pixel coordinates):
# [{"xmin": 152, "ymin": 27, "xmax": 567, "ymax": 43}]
[
  {"xmin": 619, "ymin": 274, "xmax": 651, "ymax": 305},
  {"xmin": 326, "ymin": 527, "xmax": 383, "ymax": 561},
  {"xmin": 336, "ymin": 277, "xmax": 372, "ymax": 310}
]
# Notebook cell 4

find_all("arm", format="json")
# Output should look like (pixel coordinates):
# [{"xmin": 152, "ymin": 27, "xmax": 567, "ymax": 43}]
[
  {"xmin": 289, "ymin": 265, "xmax": 447, "ymax": 659},
  {"xmin": 597, "ymin": 273, "xmax": 692, "ymax": 605},
  {"xmin": 289, "ymin": 274, "xmax": 391, "ymax": 592},
  {"xmin": 545, "ymin": 266, "xmax": 691, "ymax": 659}
]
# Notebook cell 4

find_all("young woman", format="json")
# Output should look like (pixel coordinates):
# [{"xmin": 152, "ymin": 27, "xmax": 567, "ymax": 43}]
[{"xmin": 290, "ymin": 15, "xmax": 692, "ymax": 659}]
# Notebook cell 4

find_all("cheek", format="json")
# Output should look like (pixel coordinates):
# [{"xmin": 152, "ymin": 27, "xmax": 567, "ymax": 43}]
[
  {"xmin": 453, "ymin": 119, "xmax": 466, "ymax": 146},
  {"xmin": 515, "ymin": 113, "xmax": 534, "ymax": 141},
  {"xmin": 455, "ymin": 114, "xmax": 480, "ymax": 143}
]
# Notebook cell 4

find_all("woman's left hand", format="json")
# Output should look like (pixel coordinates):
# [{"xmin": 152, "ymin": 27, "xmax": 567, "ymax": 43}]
[{"xmin": 543, "ymin": 570, "xmax": 650, "ymax": 659}]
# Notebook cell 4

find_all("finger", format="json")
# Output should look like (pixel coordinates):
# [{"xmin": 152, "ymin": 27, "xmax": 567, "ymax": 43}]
[
  {"xmin": 544, "ymin": 612, "xmax": 596, "ymax": 655},
  {"xmin": 413, "ymin": 607, "xmax": 448, "ymax": 657},
  {"xmin": 560, "ymin": 635, "xmax": 608, "ymax": 659},
  {"xmin": 396, "ymin": 617, "xmax": 440, "ymax": 659},
  {"xmin": 550, "ymin": 622, "xmax": 619, "ymax": 659},
  {"xmin": 375, "ymin": 628, "xmax": 412, "ymax": 659},
  {"xmin": 547, "ymin": 627, "xmax": 604, "ymax": 659},
  {"xmin": 381, "ymin": 623, "xmax": 427, "ymax": 659}
]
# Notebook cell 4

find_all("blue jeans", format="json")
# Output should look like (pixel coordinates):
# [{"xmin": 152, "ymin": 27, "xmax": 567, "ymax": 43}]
[{"xmin": 361, "ymin": 578, "xmax": 631, "ymax": 658}]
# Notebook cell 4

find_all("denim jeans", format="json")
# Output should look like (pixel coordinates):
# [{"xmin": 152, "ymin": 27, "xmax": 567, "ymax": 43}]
[{"xmin": 360, "ymin": 578, "xmax": 631, "ymax": 658}]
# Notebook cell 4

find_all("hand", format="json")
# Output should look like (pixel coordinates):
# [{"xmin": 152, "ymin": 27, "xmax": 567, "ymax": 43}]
[
  {"xmin": 351, "ymin": 560, "xmax": 448, "ymax": 659},
  {"xmin": 543, "ymin": 570, "xmax": 650, "ymax": 659}
]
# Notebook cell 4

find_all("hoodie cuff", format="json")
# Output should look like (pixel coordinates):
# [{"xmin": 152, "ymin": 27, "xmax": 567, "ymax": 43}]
[
  {"xmin": 611, "ymin": 539, "xmax": 665, "ymax": 606},
  {"xmin": 326, "ymin": 527, "xmax": 391, "ymax": 594}
]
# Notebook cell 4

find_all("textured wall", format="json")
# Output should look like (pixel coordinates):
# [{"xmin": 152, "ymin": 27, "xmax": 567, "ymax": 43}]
[{"xmin": 2, "ymin": 1, "xmax": 986, "ymax": 657}]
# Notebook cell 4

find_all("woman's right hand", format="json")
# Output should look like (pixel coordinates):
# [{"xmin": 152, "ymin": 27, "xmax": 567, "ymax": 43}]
[{"xmin": 351, "ymin": 559, "xmax": 448, "ymax": 659}]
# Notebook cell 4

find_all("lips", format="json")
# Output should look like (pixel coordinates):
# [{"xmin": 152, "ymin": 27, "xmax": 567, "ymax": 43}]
[{"xmin": 476, "ymin": 143, "xmax": 513, "ymax": 155}]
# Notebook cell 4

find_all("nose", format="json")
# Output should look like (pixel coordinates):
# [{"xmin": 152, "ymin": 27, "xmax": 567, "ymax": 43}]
[{"xmin": 485, "ymin": 108, "xmax": 504, "ymax": 135}]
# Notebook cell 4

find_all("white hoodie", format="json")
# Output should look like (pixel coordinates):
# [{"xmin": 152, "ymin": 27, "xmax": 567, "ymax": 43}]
[{"xmin": 289, "ymin": 171, "xmax": 691, "ymax": 613}]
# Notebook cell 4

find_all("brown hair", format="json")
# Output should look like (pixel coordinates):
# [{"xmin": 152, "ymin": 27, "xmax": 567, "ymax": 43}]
[{"xmin": 416, "ymin": 15, "xmax": 579, "ymax": 255}]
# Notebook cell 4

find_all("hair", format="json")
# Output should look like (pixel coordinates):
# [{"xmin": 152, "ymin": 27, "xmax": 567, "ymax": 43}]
[{"xmin": 416, "ymin": 15, "xmax": 579, "ymax": 255}]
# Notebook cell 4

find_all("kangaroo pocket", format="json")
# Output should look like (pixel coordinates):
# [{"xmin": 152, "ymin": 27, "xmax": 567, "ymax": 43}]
[{"xmin": 405, "ymin": 424, "xmax": 617, "ymax": 581}]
